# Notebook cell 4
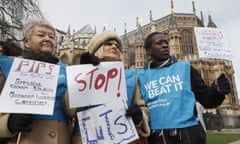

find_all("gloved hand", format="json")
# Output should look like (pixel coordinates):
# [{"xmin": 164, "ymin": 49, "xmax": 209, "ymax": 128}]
[
  {"xmin": 80, "ymin": 52, "xmax": 100, "ymax": 65},
  {"xmin": 7, "ymin": 114, "xmax": 33, "ymax": 133},
  {"xmin": 215, "ymin": 73, "xmax": 232, "ymax": 94},
  {"xmin": 125, "ymin": 104, "xmax": 143, "ymax": 125}
]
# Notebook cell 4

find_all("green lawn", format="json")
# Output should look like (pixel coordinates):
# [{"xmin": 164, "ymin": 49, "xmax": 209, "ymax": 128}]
[{"xmin": 207, "ymin": 132, "xmax": 240, "ymax": 144}]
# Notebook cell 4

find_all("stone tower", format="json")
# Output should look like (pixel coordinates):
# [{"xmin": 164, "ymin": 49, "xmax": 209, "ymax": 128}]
[{"xmin": 56, "ymin": 24, "xmax": 96, "ymax": 65}]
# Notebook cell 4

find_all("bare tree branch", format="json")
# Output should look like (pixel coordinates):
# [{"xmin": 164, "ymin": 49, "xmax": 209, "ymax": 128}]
[{"xmin": 0, "ymin": 0, "xmax": 42, "ymax": 41}]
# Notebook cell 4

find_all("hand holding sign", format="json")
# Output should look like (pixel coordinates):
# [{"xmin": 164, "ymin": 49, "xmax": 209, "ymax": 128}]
[
  {"xmin": 8, "ymin": 114, "xmax": 33, "ymax": 133},
  {"xmin": 126, "ymin": 104, "xmax": 143, "ymax": 125},
  {"xmin": 79, "ymin": 52, "xmax": 100, "ymax": 65}
]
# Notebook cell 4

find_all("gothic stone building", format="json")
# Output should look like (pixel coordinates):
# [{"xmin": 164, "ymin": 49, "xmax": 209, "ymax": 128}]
[
  {"xmin": 56, "ymin": 24, "xmax": 96, "ymax": 65},
  {"xmin": 56, "ymin": 1, "xmax": 240, "ymax": 127}
]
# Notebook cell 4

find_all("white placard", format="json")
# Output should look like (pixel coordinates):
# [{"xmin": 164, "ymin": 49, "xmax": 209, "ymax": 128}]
[
  {"xmin": 0, "ymin": 58, "xmax": 59, "ymax": 115},
  {"xmin": 194, "ymin": 27, "xmax": 233, "ymax": 60},
  {"xmin": 77, "ymin": 100, "xmax": 139, "ymax": 144},
  {"xmin": 67, "ymin": 62, "xmax": 127, "ymax": 108}
]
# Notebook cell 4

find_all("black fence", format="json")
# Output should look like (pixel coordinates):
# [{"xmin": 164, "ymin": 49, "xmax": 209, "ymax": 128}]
[
  {"xmin": 203, "ymin": 113, "xmax": 240, "ymax": 130},
  {"xmin": 203, "ymin": 113, "xmax": 224, "ymax": 131}
]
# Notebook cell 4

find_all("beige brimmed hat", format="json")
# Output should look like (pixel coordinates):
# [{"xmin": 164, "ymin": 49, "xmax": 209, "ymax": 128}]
[{"xmin": 88, "ymin": 30, "xmax": 122, "ymax": 54}]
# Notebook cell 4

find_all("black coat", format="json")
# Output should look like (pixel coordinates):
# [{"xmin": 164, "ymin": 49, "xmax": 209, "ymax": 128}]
[{"xmin": 143, "ymin": 56, "xmax": 225, "ymax": 144}]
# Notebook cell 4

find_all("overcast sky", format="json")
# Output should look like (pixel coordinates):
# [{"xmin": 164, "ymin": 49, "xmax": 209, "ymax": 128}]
[{"xmin": 40, "ymin": 0, "xmax": 240, "ymax": 99}]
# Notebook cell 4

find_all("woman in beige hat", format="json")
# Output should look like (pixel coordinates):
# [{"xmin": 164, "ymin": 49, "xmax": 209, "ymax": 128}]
[
  {"xmin": 72, "ymin": 30, "xmax": 150, "ymax": 144},
  {"xmin": 80, "ymin": 30, "xmax": 123, "ymax": 64}
]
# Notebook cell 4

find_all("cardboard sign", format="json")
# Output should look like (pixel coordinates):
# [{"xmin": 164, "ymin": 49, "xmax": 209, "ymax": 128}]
[
  {"xmin": 67, "ymin": 62, "xmax": 127, "ymax": 108},
  {"xmin": 77, "ymin": 100, "xmax": 139, "ymax": 144},
  {"xmin": 194, "ymin": 27, "xmax": 233, "ymax": 60},
  {"xmin": 0, "ymin": 58, "xmax": 59, "ymax": 115}
]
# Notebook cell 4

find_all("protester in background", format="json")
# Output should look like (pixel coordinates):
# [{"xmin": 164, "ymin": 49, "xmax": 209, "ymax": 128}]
[
  {"xmin": 127, "ymin": 32, "xmax": 231, "ymax": 144},
  {"xmin": 0, "ymin": 19, "xmax": 74, "ymax": 144},
  {"xmin": 0, "ymin": 40, "xmax": 22, "ymax": 91},
  {"xmin": 72, "ymin": 30, "xmax": 150, "ymax": 144},
  {"xmin": 0, "ymin": 40, "xmax": 22, "ymax": 56},
  {"xmin": 0, "ymin": 42, "xmax": 4, "ymax": 56}
]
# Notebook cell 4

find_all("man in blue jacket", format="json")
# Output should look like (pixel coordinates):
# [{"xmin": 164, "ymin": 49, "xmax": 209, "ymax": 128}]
[{"xmin": 126, "ymin": 32, "xmax": 231, "ymax": 144}]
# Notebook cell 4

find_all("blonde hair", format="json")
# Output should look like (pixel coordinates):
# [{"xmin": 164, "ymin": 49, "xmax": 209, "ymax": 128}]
[
  {"xmin": 23, "ymin": 19, "xmax": 55, "ymax": 39},
  {"xmin": 88, "ymin": 30, "xmax": 123, "ymax": 54},
  {"xmin": 94, "ymin": 40, "xmax": 123, "ymax": 61}
]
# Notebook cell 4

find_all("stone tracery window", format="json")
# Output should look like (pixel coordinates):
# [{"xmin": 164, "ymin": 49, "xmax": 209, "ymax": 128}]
[
  {"xmin": 180, "ymin": 30, "xmax": 194, "ymax": 55},
  {"xmin": 73, "ymin": 55, "xmax": 80, "ymax": 65},
  {"xmin": 60, "ymin": 54, "xmax": 69, "ymax": 65}
]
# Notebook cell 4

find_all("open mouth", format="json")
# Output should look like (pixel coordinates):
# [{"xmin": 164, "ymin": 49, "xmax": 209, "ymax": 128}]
[{"xmin": 162, "ymin": 50, "xmax": 169, "ymax": 54}]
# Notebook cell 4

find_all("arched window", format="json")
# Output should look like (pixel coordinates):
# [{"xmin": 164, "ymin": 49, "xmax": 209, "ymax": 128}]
[
  {"xmin": 73, "ymin": 55, "xmax": 81, "ymax": 65},
  {"xmin": 129, "ymin": 50, "xmax": 135, "ymax": 66},
  {"xmin": 180, "ymin": 30, "xmax": 194, "ymax": 55},
  {"xmin": 60, "ymin": 54, "xmax": 69, "ymax": 65}
]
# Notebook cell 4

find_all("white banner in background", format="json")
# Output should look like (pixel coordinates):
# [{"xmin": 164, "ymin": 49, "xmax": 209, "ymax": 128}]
[{"xmin": 194, "ymin": 27, "xmax": 233, "ymax": 60}]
